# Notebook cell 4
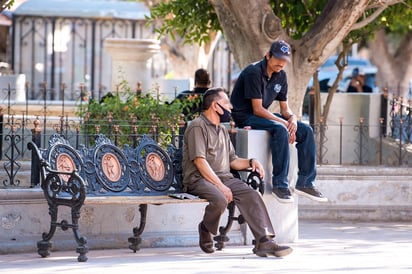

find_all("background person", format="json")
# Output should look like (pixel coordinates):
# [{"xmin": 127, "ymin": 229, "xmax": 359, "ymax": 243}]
[
  {"xmin": 230, "ymin": 40, "xmax": 328, "ymax": 204},
  {"xmin": 175, "ymin": 68, "xmax": 211, "ymax": 120},
  {"xmin": 182, "ymin": 87, "xmax": 293, "ymax": 257},
  {"xmin": 346, "ymin": 67, "xmax": 372, "ymax": 93}
]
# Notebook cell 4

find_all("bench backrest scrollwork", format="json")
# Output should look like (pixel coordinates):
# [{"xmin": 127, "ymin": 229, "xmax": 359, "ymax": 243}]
[{"xmin": 29, "ymin": 133, "xmax": 184, "ymax": 197}]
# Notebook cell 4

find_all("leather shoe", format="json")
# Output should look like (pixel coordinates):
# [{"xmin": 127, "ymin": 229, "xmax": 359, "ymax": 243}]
[
  {"xmin": 254, "ymin": 240, "xmax": 292, "ymax": 257},
  {"xmin": 198, "ymin": 222, "xmax": 214, "ymax": 253}
]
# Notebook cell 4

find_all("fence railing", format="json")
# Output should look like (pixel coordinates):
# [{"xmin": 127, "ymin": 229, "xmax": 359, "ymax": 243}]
[{"xmin": 2, "ymin": 85, "xmax": 412, "ymax": 189}]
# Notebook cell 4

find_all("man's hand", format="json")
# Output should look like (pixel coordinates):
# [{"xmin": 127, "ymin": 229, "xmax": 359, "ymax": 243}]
[
  {"xmin": 194, "ymin": 157, "xmax": 233, "ymax": 202},
  {"xmin": 287, "ymin": 115, "xmax": 297, "ymax": 144},
  {"xmin": 218, "ymin": 184, "xmax": 233, "ymax": 202},
  {"xmin": 249, "ymin": 158, "xmax": 265, "ymax": 179}
]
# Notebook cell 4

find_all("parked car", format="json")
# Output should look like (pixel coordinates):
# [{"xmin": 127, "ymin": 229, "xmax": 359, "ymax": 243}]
[{"xmin": 307, "ymin": 55, "xmax": 379, "ymax": 93}]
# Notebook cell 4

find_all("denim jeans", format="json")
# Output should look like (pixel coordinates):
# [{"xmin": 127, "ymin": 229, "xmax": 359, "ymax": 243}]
[{"xmin": 243, "ymin": 114, "xmax": 316, "ymax": 189}]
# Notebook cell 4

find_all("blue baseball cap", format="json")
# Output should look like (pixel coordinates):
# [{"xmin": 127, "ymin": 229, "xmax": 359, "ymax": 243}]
[{"xmin": 270, "ymin": 40, "xmax": 291, "ymax": 62}]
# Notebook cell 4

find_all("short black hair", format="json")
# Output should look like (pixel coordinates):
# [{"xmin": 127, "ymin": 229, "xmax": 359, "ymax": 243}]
[
  {"xmin": 201, "ymin": 87, "xmax": 225, "ymax": 111},
  {"xmin": 194, "ymin": 68, "xmax": 211, "ymax": 86}
]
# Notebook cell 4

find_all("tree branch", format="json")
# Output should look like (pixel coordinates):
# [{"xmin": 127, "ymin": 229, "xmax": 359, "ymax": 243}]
[
  {"xmin": 351, "ymin": 0, "xmax": 405, "ymax": 30},
  {"xmin": 367, "ymin": 0, "xmax": 404, "ymax": 9},
  {"xmin": 1, "ymin": 0, "xmax": 14, "ymax": 11}
]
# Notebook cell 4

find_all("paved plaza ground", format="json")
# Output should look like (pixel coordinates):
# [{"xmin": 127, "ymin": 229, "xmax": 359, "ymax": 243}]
[{"xmin": 1, "ymin": 220, "xmax": 411, "ymax": 274}]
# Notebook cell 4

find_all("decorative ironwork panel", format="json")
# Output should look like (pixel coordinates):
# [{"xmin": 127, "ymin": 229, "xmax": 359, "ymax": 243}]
[
  {"xmin": 136, "ymin": 135, "xmax": 174, "ymax": 193},
  {"xmin": 93, "ymin": 138, "xmax": 130, "ymax": 193},
  {"xmin": 47, "ymin": 133, "xmax": 84, "ymax": 181}
]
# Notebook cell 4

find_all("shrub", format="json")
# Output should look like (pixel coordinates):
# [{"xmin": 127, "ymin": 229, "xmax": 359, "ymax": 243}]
[{"xmin": 76, "ymin": 81, "xmax": 200, "ymax": 147}]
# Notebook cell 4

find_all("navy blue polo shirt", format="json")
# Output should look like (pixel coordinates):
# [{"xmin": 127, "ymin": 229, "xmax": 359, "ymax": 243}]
[{"xmin": 230, "ymin": 58, "xmax": 288, "ymax": 125}]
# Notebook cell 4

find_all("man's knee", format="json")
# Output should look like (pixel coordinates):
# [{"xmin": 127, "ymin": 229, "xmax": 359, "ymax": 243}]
[
  {"xmin": 244, "ymin": 189, "xmax": 262, "ymax": 201},
  {"xmin": 298, "ymin": 122, "xmax": 315, "ymax": 140},
  {"xmin": 210, "ymin": 196, "xmax": 229, "ymax": 213},
  {"xmin": 270, "ymin": 125, "xmax": 288, "ymax": 140}
]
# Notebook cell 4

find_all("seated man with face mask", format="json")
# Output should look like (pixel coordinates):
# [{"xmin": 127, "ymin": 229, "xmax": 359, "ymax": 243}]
[{"xmin": 182, "ymin": 87, "xmax": 293, "ymax": 257}]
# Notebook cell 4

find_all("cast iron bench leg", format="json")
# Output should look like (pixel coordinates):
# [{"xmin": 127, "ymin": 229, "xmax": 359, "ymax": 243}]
[
  {"xmin": 72, "ymin": 207, "xmax": 89, "ymax": 262},
  {"xmin": 214, "ymin": 202, "xmax": 244, "ymax": 250},
  {"xmin": 37, "ymin": 203, "xmax": 58, "ymax": 258},
  {"xmin": 128, "ymin": 204, "xmax": 147, "ymax": 252},
  {"xmin": 37, "ymin": 169, "xmax": 88, "ymax": 261}
]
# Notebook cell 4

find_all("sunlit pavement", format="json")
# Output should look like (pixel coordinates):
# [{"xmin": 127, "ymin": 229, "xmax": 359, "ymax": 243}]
[{"xmin": 1, "ymin": 220, "xmax": 411, "ymax": 274}]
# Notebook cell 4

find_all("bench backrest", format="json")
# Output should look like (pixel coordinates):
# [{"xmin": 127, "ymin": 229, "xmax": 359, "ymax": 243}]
[{"xmin": 29, "ymin": 133, "xmax": 183, "ymax": 196}]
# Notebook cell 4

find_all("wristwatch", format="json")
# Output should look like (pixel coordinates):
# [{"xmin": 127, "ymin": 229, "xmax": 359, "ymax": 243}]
[{"xmin": 249, "ymin": 158, "xmax": 255, "ymax": 167}]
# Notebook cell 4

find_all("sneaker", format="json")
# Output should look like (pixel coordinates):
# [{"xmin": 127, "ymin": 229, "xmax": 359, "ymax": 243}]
[
  {"xmin": 254, "ymin": 240, "xmax": 293, "ymax": 257},
  {"xmin": 271, "ymin": 187, "xmax": 294, "ymax": 203},
  {"xmin": 295, "ymin": 186, "xmax": 328, "ymax": 202}
]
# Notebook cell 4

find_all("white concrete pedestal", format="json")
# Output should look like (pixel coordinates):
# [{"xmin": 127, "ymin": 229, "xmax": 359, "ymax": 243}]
[
  {"xmin": 104, "ymin": 38, "xmax": 160, "ymax": 93},
  {"xmin": 235, "ymin": 129, "xmax": 298, "ymax": 243}
]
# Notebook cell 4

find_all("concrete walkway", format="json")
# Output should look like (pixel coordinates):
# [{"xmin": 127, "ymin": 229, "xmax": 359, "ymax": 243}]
[{"xmin": 1, "ymin": 220, "xmax": 411, "ymax": 274}]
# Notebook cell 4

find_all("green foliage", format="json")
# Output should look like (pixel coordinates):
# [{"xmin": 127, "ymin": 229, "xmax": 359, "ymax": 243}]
[
  {"xmin": 175, "ymin": 93, "xmax": 203, "ymax": 121},
  {"xmin": 146, "ymin": 0, "xmax": 221, "ymax": 45},
  {"xmin": 270, "ymin": 0, "xmax": 327, "ymax": 39},
  {"xmin": 147, "ymin": 0, "xmax": 409, "ymax": 46},
  {"xmin": 146, "ymin": 0, "xmax": 329, "ymax": 43},
  {"xmin": 76, "ymin": 81, "xmax": 198, "ymax": 147},
  {"xmin": 375, "ymin": 2, "xmax": 412, "ymax": 35}
]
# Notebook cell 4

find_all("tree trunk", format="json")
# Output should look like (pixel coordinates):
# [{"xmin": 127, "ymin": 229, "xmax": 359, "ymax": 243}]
[
  {"xmin": 144, "ymin": 0, "xmax": 222, "ymax": 81},
  {"xmin": 369, "ymin": 30, "xmax": 412, "ymax": 98},
  {"xmin": 160, "ymin": 33, "xmax": 220, "ymax": 79},
  {"xmin": 210, "ymin": 0, "xmax": 372, "ymax": 115}
]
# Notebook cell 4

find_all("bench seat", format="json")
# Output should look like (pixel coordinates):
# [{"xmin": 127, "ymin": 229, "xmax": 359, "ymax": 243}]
[{"xmin": 84, "ymin": 195, "xmax": 207, "ymax": 205}]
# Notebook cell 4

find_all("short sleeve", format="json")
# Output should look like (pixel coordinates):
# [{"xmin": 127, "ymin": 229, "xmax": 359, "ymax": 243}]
[
  {"xmin": 185, "ymin": 125, "xmax": 207, "ymax": 161},
  {"xmin": 244, "ymin": 69, "xmax": 263, "ymax": 99}
]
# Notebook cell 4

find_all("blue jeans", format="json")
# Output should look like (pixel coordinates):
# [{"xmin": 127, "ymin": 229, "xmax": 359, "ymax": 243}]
[{"xmin": 243, "ymin": 114, "xmax": 316, "ymax": 189}]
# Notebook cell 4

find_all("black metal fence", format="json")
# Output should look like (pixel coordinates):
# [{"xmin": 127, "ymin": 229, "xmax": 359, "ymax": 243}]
[{"xmin": 2, "ymin": 85, "xmax": 412, "ymax": 188}]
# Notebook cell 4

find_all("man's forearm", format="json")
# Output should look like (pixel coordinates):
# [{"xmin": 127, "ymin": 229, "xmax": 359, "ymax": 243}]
[
  {"xmin": 280, "ymin": 110, "xmax": 295, "ymax": 120},
  {"xmin": 193, "ymin": 157, "xmax": 224, "ymax": 187}
]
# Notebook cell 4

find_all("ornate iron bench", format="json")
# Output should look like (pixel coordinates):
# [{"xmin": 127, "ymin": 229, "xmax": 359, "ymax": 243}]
[{"xmin": 28, "ymin": 133, "xmax": 263, "ymax": 262}]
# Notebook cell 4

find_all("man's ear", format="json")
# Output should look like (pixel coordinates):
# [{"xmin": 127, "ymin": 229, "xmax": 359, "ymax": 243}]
[{"xmin": 214, "ymin": 102, "xmax": 223, "ymax": 114}]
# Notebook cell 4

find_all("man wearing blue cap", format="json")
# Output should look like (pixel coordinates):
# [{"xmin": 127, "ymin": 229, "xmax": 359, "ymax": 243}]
[
  {"xmin": 230, "ymin": 40, "xmax": 328, "ymax": 203},
  {"xmin": 347, "ymin": 67, "xmax": 372, "ymax": 93}
]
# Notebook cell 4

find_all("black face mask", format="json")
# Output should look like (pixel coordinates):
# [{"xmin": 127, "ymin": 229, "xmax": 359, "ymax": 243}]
[{"xmin": 216, "ymin": 103, "xmax": 231, "ymax": 123}]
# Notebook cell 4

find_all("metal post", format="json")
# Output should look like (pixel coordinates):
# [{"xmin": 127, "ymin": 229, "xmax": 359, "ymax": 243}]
[
  {"xmin": 30, "ymin": 117, "xmax": 42, "ymax": 187},
  {"xmin": 339, "ymin": 117, "xmax": 343, "ymax": 165},
  {"xmin": 359, "ymin": 117, "xmax": 364, "ymax": 165},
  {"xmin": 229, "ymin": 121, "xmax": 237, "ymax": 148},
  {"xmin": 380, "ymin": 89, "xmax": 388, "ymax": 137},
  {"xmin": 76, "ymin": 124, "xmax": 80, "ymax": 150},
  {"xmin": 114, "ymin": 125, "xmax": 119, "ymax": 147},
  {"xmin": 379, "ymin": 118, "xmax": 384, "ymax": 165},
  {"xmin": 399, "ymin": 118, "xmax": 403, "ymax": 166},
  {"xmin": 42, "ymin": 82, "xmax": 47, "ymax": 148},
  {"xmin": 318, "ymin": 117, "xmax": 325, "ymax": 165},
  {"xmin": 178, "ymin": 114, "xmax": 186, "ymax": 149}
]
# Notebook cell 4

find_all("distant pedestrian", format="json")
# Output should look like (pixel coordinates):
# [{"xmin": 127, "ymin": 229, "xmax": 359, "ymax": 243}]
[
  {"xmin": 175, "ymin": 68, "xmax": 211, "ymax": 120},
  {"xmin": 347, "ymin": 68, "xmax": 372, "ymax": 93}
]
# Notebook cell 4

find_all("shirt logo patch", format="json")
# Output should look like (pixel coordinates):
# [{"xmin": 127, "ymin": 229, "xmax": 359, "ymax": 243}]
[{"xmin": 274, "ymin": 84, "xmax": 281, "ymax": 93}]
